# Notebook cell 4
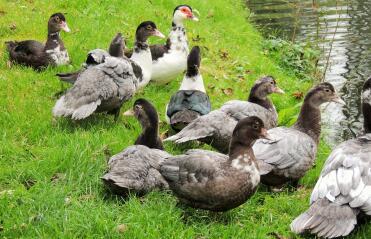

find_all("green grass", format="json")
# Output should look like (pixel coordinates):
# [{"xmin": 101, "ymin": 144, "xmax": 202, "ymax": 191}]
[{"xmin": 0, "ymin": 0, "xmax": 369, "ymax": 238}]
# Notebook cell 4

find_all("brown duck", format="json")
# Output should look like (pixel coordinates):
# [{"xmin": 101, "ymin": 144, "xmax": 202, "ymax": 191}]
[{"xmin": 160, "ymin": 116, "xmax": 269, "ymax": 211}]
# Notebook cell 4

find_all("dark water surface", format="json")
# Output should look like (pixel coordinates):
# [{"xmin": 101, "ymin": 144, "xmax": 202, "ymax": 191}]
[{"xmin": 247, "ymin": 0, "xmax": 371, "ymax": 146}]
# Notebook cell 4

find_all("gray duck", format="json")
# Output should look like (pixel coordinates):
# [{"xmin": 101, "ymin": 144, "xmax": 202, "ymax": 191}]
[
  {"xmin": 57, "ymin": 33, "xmax": 125, "ymax": 84},
  {"xmin": 166, "ymin": 46, "xmax": 211, "ymax": 131},
  {"xmin": 102, "ymin": 99, "xmax": 170, "ymax": 196},
  {"xmin": 291, "ymin": 77, "xmax": 371, "ymax": 238},
  {"xmin": 160, "ymin": 116, "xmax": 269, "ymax": 211},
  {"xmin": 164, "ymin": 76, "xmax": 284, "ymax": 153},
  {"xmin": 52, "ymin": 21, "xmax": 164, "ymax": 120},
  {"xmin": 6, "ymin": 13, "xmax": 70, "ymax": 70},
  {"xmin": 253, "ymin": 82, "xmax": 346, "ymax": 189}
]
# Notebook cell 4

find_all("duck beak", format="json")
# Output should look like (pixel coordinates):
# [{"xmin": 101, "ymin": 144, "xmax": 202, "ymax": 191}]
[
  {"xmin": 273, "ymin": 86, "xmax": 285, "ymax": 94},
  {"xmin": 61, "ymin": 21, "xmax": 71, "ymax": 32},
  {"xmin": 123, "ymin": 109, "xmax": 135, "ymax": 116},
  {"xmin": 259, "ymin": 128, "xmax": 271, "ymax": 140},
  {"xmin": 332, "ymin": 95, "xmax": 346, "ymax": 105},
  {"xmin": 190, "ymin": 9, "xmax": 200, "ymax": 21},
  {"xmin": 153, "ymin": 29, "xmax": 165, "ymax": 39}
]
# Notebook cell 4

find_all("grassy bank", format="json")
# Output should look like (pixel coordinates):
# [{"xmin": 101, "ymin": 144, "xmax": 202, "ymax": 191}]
[{"xmin": 0, "ymin": 0, "xmax": 369, "ymax": 238}]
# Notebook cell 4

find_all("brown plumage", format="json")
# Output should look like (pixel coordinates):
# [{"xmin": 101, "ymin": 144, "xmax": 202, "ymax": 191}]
[
  {"xmin": 6, "ymin": 13, "xmax": 70, "ymax": 70},
  {"xmin": 160, "ymin": 116, "xmax": 269, "ymax": 211}
]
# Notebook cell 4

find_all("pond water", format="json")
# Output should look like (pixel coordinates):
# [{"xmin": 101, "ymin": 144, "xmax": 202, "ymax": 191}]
[{"xmin": 246, "ymin": 0, "xmax": 371, "ymax": 146}]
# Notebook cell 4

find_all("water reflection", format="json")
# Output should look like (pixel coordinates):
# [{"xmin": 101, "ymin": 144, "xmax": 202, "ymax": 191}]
[{"xmin": 247, "ymin": 0, "xmax": 371, "ymax": 146}]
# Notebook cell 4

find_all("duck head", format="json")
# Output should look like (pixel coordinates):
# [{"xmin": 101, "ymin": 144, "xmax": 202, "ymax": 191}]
[
  {"xmin": 248, "ymin": 76, "xmax": 284, "ymax": 107},
  {"xmin": 173, "ymin": 5, "xmax": 199, "ymax": 25},
  {"xmin": 135, "ymin": 21, "xmax": 165, "ymax": 43},
  {"xmin": 124, "ymin": 98, "xmax": 159, "ymax": 131},
  {"xmin": 230, "ymin": 116, "xmax": 269, "ymax": 150},
  {"xmin": 362, "ymin": 77, "xmax": 371, "ymax": 133},
  {"xmin": 305, "ymin": 82, "xmax": 345, "ymax": 107},
  {"xmin": 48, "ymin": 13, "xmax": 70, "ymax": 34}
]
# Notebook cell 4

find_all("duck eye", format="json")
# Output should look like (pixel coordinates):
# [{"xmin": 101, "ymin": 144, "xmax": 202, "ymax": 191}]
[
  {"xmin": 253, "ymin": 124, "xmax": 259, "ymax": 129},
  {"xmin": 270, "ymin": 81, "xmax": 274, "ymax": 85},
  {"xmin": 135, "ymin": 105, "xmax": 142, "ymax": 110},
  {"xmin": 55, "ymin": 16, "xmax": 60, "ymax": 22},
  {"xmin": 146, "ymin": 26, "xmax": 152, "ymax": 30},
  {"xmin": 325, "ymin": 89, "xmax": 330, "ymax": 93}
]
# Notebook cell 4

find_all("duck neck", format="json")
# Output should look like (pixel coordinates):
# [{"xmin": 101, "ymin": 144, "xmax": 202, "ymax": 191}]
[
  {"xmin": 169, "ymin": 21, "xmax": 188, "ymax": 51},
  {"xmin": 248, "ymin": 94, "xmax": 273, "ymax": 111},
  {"xmin": 363, "ymin": 102, "xmax": 371, "ymax": 134},
  {"xmin": 131, "ymin": 40, "xmax": 152, "ymax": 88},
  {"xmin": 179, "ymin": 74, "xmax": 205, "ymax": 92},
  {"xmin": 45, "ymin": 31, "xmax": 64, "ymax": 51},
  {"xmin": 136, "ymin": 121, "xmax": 159, "ymax": 147},
  {"xmin": 293, "ymin": 102, "xmax": 321, "ymax": 144},
  {"xmin": 228, "ymin": 138, "xmax": 255, "ymax": 162}
]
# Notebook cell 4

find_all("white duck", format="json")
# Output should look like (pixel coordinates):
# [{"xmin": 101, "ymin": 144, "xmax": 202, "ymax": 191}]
[{"xmin": 149, "ymin": 5, "xmax": 199, "ymax": 84}]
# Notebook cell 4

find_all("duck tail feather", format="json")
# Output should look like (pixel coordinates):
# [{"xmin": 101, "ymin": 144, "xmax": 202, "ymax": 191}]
[
  {"xmin": 170, "ymin": 110, "xmax": 200, "ymax": 131},
  {"xmin": 53, "ymin": 96, "xmax": 74, "ymax": 117},
  {"xmin": 56, "ymin": 72, "xmax": 79, "ymax": 84},
  {"xmin": 291, "ymin": 198, "xmax": 358, "ymax": 238},
  {"xmin": 71, "ymin": 100, "xmax": 101, "ymax": 120}
]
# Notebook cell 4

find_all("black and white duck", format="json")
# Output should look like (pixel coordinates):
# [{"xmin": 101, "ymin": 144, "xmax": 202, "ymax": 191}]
[
  {"xmin": 160, "ymin": 116, "xmax": 269, "ymax": 211},
  {"xmin": 164, "ymin": 76, "xmax": 284, "ymax": 153},
  {"xmin": 6, "ymin": 13, "xmax": 70, "ymax": 70},
  {"xmin": 125, "ymin": 5, "xmax": 198, "ymax": 84},
  {"xmin": 166, "ymin": 46, "xmax": 211, "ymax": 131},
  {"xmin": 52, "ymin": 21, "xmax": 164, "ymax": 120},
  {"xmin": 291, "ymin": 77, "xmax": 371, "ymax": 239},
  {"xmin": 252, "ymin": 82, "xmax": 346, "ymax": 189},
  {"xmin": 56, "ymin": 33, "xmax": 125, "ymax": 84},
  {"xmin": 102, "ymin": 99, "xmax": 171, "ymax": 196}
]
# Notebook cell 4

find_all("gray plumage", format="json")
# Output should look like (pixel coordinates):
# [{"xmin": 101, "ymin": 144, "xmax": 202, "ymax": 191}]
[
  {"xmin": 164, "ymin": 76, "xmax": 282, "ymax": 153},
  {"xmin": 253, "ymin": 127, "xmax": 317, "ymax": 185},
  {"xmin": 53, "ymin": 57, "xmax": 138, "ymax": 120},
  {"xmin": 291, "ymin": 78, "xmax": 371, "ymax": 238},
  {"xmin": 57, "ymin": 32, "xmax": 124, "ymax": 84},
  {"xmin": 165, "ymin": 100, "xmax": 277, "ymax": 153},
  {"xmin": 102, "ymin": 145, "xmax": 171, "ymax": 196},
  {"xmin": 252, "ymin": 82, "xmax": 345, "ymax": 187},
  {"xmin": 291, "ymin": 134, "xmax": 371, "ymax": 238}
]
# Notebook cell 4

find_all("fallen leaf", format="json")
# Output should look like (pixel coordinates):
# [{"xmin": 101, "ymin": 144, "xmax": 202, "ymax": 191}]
[
  {"xmin": 50, "ymin": 173, "xmax": 66, "ymax": 183},
  {"xmin": 6, "ymin": 61, "xmax": 12, "ymax": 68},
  {"xmin": 160, "ymin": 130, "xmax": 169, "ymax": 141},
  {"xmin": 192, "ymin": 35, "xmax": 203, "ymax": 42},
  {"xmin": 222, "ymin": 88, "xmax": 233, "ymax": 96},
  {"xmin": 292, "ymin": 91, "xmax": 304, "ymax": 99},
  {"xmin": 9, "ymin": 23, "xmax": 16, "ymax": 30},
  {"xmin": 0, "ymin": 224, "xmax": 3, "ymax": 231},
  {"xmin": 219, "ymin": 50, "xmax": 229, "ymax": 59},
  {"xmin": 22, "ymin": 179, "xmax": 36, "ymax": 190},
  {"xmin": 116, "ymin": 224, "xmax": 128, "ymax": 233},
  {"xmin": 0, "ymin": 10, "xmax": 6, "ymax": 16}
]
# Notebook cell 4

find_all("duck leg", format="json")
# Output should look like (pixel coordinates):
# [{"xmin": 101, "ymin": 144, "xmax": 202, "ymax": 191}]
[{"xmin": 108, "ymin": 108, "xmax": 121, "ymax": 121}]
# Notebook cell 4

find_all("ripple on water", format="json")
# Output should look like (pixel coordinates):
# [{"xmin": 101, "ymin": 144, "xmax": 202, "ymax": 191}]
[{"xmin": 247, "ymin": 0, "xmax": 371, "ymax": 146}]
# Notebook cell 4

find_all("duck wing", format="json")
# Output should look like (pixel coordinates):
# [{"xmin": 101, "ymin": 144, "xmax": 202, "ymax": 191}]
[
  {"xmin": 167, "ymin": 90, "xmax": 211, "ymax": 118},
  {"xmin": 164, "ymin": 109, "xmax": 236, "ymax": 146},
  {"xmin": 291, "ymin": 134, "xmax": 371, "ymax": 238},
  {"xmin": 150, "ymin": 41, "xmax": 170, "ymax": 61},
  {"xmin": 252, "ymin": 127, "xmax": 317, "ymax": 178},
  {"xmin": 102, "ymin": 145, "xmax": 171, "ymax": 196},
  {"xmin": 6, "ymin": 40, "xmax": 48, "ymax": 69},
  {"xmin": 220, "ymin": 100, "xmax": 278, "ymax": 129},
  {"xmin": 53, "ymin": 57, "xmax": 138, "ymax": 119},
  {"xmin": 160, "ymin": 152, "xmax": 222, "ymax": 202}
]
